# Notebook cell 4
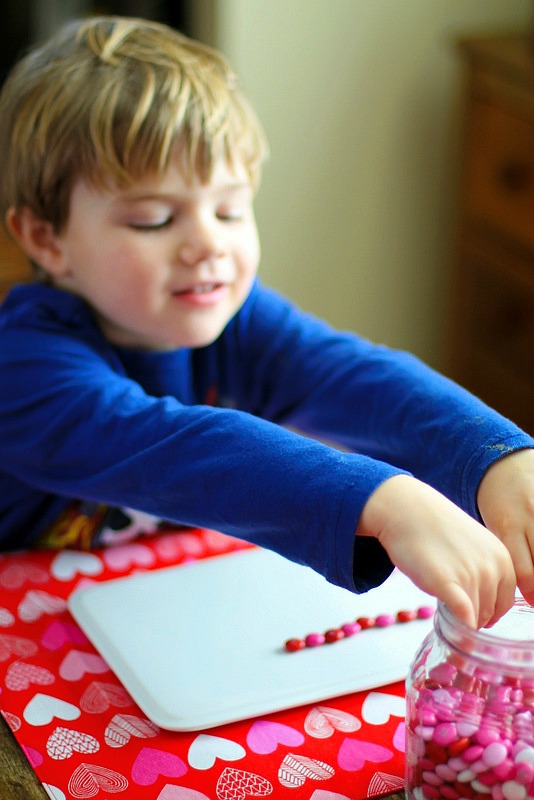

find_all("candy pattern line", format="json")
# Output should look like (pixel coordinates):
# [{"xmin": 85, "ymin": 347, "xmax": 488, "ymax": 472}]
[{"xmin": 284, "ymin": 605, "xmax": 435, "ymax": 652}]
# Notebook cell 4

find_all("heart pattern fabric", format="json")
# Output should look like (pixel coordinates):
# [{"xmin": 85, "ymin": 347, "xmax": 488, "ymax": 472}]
[
  {"xmin": 188, "ymin": 734, "xmax": 246, "ymax": 770},
  {"xmin": 247, "ymin": 720, "xmax": 305, "ymax": 753},
  {"xmin": 278, "ymin": 752, "xmax": 335, "ymax": 788},
  {"xmin": 216, "ymin": 767, "xmax": 272, "ymax": 799},
  {"xmin": 46, "ymin": 726, "xmax": 100, "ymax": 760},
  {"xmin": 0, "ymin": 533, "xmax": 406, "ymax": 799},
  {"xmin": 79, "ymin": 681, "xmax": 133, "ymax": 714},
  {"xmin": 5, "ymin": 662, "xmax": 55, "ymax": 691},
  {"xmin": 0, "ymin": 607, "xmax": 15, "ymax": 627},
  {"xmin": 104, "ymin": 713, "xmax": 160, "ymax": 748},
  {"xmin": 0, "ymin": 633, "xmax": 38, "ymax": 661},
  {"xmin": 18, "ymin": 590, "xmax": 67, "ymax": 622},
  {"xmin": 68, "ymin": 763, "xmax": 129, "ymax": 797},
  {"xmin": 131, "ymin": 746, "xmax": 188, "ymax": 786},
  {"xmin": 304, "ymin": 706, "xmax": 361, "ymax": 739}
]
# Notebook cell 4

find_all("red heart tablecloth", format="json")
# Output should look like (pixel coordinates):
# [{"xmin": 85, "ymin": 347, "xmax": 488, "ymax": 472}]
[{"xmin": 0, "ymin": 529, "xmax": 406, "ymax": 800}]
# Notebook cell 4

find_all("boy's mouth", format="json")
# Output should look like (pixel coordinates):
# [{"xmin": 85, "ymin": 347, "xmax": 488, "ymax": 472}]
[
  {"xmin": 174, "ymin": 282, "xmax": 224, "ymax": 295},
  {"xmin": 188, "ymin": 283, "xmax": 221, "ymax": 294},
  {"xmin": 172, "ymin": 282, "xmax": 228, "ymax": 304}
]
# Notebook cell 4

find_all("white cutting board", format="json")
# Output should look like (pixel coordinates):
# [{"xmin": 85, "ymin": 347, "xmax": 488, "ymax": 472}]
[{"xmin": 68, "ymin": 547, "xmax": 434, "ymax": 731}]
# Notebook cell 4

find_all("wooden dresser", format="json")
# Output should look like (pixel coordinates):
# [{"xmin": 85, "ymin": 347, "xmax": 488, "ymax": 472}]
[
  {"xmin": 450, "ymin": 35, "xmax": 534, "ymax": 435},
  {"xmin": 0, "ymin": 227, "xmax": 30, "ymax": 301}
]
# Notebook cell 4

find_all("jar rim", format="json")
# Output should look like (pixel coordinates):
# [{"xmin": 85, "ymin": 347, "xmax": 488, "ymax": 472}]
[{"xmin": 436, "ymin": 600, "xmax": 534, "ymax": 668}]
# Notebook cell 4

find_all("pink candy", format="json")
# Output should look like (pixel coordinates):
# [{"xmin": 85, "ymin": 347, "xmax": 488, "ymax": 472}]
[
  {"xmin": 375, "ymin": 613, "xmax": 397, "ymax": 627},
  {"xmin": 433, "ymin": 723, "xmax": 458, "ymax": 747},
  {"xmin": 483, "ymin": 742, "xmax": 510, "ymax": 768},
  {"xmin": 304, "ymin": 632, "xmax": 324, "ymax": 647},
  {"xmin": 407, "ymin": 654, "xmax": 534, "ymax": 800}
]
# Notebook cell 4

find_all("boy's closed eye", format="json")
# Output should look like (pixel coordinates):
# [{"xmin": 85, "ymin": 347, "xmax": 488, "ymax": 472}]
[
  {"xmin": 129, "ymin": 218, "xmax": 173, "ymax": 231},
  {"xmin": 216, "ymin": 206, "xmax": 246, "ymax": 222}
]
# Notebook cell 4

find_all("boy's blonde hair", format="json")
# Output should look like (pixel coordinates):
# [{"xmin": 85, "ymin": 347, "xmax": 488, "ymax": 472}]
[{"xmin": 0, "ymin": 16, "xmax": 268, "ymax": 232}]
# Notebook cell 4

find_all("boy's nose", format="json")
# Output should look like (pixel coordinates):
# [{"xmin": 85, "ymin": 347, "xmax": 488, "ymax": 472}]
[
  {"xmin": 178, "ymin": 219, "xmax": 227, "ymax": 267},
  {"xmin": 179, "ymin": 241, "xmax": 226, "ymax": 266}
]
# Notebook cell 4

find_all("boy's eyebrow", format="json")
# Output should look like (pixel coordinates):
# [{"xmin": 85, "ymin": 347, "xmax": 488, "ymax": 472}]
[{"xmin": 119, "ymin": 182, "xmax": 253, "ymax": 202}]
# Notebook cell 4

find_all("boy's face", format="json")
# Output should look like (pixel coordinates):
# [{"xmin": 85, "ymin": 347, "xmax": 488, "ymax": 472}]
[{"xmin": 49, "ymin": 156, "xmax": 260, "ymax": 350}]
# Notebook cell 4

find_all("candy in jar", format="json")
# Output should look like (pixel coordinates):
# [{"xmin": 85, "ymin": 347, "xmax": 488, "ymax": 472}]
[{"xmin": 405, "ymin": 598, "xmax": 534, "ymax": 800}]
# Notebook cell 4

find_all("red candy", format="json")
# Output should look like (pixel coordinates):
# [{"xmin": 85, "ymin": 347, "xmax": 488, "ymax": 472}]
[
  {"xmin": 284, "ymin": 603, "xmax": 435, "ymax": 653},
  {"xmin": 324, "ymin": 628, "xmax": 344, "ymax": 644},
  {"xmin": 448, "ymin": 737, "xmax": 471, "ymax": 756},
  {"xmin": 406, "ymin": 605, "xmax": 534, "ymax": 800},
  {"xmin": 356, "ymin": 616, "xmax": 375, "ymax": 629},
  {"xmin": 284, "ymin": 638, "xmax": 305, "ymax": 652},
  {"xmin": 398, "ymin": 609, "xmax": 417, "ymax": 623}
]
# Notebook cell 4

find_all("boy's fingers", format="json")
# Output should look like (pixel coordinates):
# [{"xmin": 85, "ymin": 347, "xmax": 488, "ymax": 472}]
[
  {"xmin": 499, "ymin": 530, "xmax": 534, "ymax": 604},
  {"xmin": 441, "ymin": 583, "xmax": 477, "ymax": 629},
  {"xmin": 483, "ymin": 576, "xmax": 516, "ymax": 628},
  {"xmin": 517, "ymin": 537, "xmax": 534, "ymax": 605},
  {"xmin": 442, "ymin": 568, "xmax": 514, "ymax": 630}
]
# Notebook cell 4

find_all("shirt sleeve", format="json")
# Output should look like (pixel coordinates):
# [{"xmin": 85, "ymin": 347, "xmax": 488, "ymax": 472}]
[
  {"xmin": 0, "ymin": 296, "xmax": 400, "ymax": 592},
  {"xmin": 218, "ymin": 282, "xmax": 534, "ymax": 521}
]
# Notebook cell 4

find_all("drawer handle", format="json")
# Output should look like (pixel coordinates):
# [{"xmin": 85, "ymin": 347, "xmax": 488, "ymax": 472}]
[{"xmin": 498, "ymin": 161, "xmax": 532, "ymax": 192}]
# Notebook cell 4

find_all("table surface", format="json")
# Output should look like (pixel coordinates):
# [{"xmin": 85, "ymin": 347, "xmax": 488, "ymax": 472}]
[
  {"xmin": 0, "ymin": 713, "xmax": 48, "ymax": 799},
  {"xmin": 0, "ymin": 711, "xmax": 407, "ymax": 800}
]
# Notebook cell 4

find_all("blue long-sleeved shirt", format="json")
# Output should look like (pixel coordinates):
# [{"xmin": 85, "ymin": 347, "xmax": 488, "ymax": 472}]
[{"xmin": 0, "ymin": 280, "xmax": 532, "ymax": 592}]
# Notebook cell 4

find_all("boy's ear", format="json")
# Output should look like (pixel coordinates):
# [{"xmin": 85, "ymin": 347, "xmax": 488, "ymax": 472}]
[{"xmin": 5, "ymin": 206, "xmax": 69, "ymax": 277}]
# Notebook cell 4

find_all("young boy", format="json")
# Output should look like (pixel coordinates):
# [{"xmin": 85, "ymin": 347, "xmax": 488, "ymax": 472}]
[{"xmin": 0, "ymin": 16, "xmax": 532, "ymax": 630}]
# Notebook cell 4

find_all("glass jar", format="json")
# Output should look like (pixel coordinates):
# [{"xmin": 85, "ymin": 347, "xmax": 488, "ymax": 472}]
[{"xmin": 406, "ymin": 598, "xmax": 534, "ymax": 800}]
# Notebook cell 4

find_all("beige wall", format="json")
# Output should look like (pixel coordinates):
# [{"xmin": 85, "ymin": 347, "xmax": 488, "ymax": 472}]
[{"xmin": 208, "ymin": 0, "xmax": 531, "ymax": 369}]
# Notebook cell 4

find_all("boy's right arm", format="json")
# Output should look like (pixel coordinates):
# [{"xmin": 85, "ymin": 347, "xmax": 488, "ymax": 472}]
[{"xmin": 355, "ymin": 474, "xmax": 516, "ymax": 629}]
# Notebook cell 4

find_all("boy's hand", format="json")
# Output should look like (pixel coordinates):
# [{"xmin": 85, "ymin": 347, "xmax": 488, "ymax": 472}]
[
  {"xmin": 356, "ymin": 474, "xmax": 516, "ymax": 629},
  {"xmin": 477, "ymin": 448, "xmax": 534, "ymax": 604}
]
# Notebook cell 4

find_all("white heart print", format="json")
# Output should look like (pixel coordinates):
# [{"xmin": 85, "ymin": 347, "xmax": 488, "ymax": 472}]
[{"xmin": 361, "ymin": 691, "xmax": 405, "ymax": 724}]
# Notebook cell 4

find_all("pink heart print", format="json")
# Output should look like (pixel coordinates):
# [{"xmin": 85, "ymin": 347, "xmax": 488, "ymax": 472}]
[
  {"xmin": 17, "ymin": 590, "xmax": 67, "ymax": 622},
  {"xmin": 68, "ymin": 763, "xmax": 128, "ymax": 796},
  {"xmin": 0, "ymin": 607, "xmax": 15, "ymax": 627},
  {"xmin": 2, "ymin": 711, "xmax": 21, "ymax": 732},
  {"xmin": 41, "ymin": 620, "xmax": 89, "ymax": 651},
  {"xmin": 0, "ymin": 634, "xmax": 38, "ymax": 662},
  {"xmin": 157, "ymin": 788, "xmax": 211, "ymax": 800},
  {"xmin": 246, "ymin": 720, "xmax": 304, "ymax": 754},
  {"xmin": 216, "ymin": 767, "xmax": 273, "ymax": 800},
  {"xmin": 304, "ymin": 706, "xmax": 361, "ymax": 739},
  {"xmin": 80, "ymin": 681, "xmax": 133, "ymax": 714},
  {"xmin": 131, "ymin": 746, "xmax": 188, "ymax": 786},
  {"xmin": 201, "ymin": 528, "xmax": 239, "ymax": 551},
  {"xmin": 5, "ymin": 662, "xmax": 55, "ymax": 691},
  {"xmin": 22, "ymin": 745, "xmax": 44, "ymax": 768},
  {"xmin": 278, "ymin": 753, "xmax": 335, "ymax": 788},
  {"xmin": 102, "ymin": 542, "xmax": 155, "ymax": 570},
  {"xmin": 393, "ymin": 721, "xmax": 406, "ymax": 752},
  {"xmin": 59, "ymin": 650, "xmax": 109, "ymax": 681},
  {"xmin": 0, "ymin": 561, "xmax": 49, "ymax": 589},
  {"xmin": 336, "ymin": 738, "xmax": 393, "ymax": 771}
]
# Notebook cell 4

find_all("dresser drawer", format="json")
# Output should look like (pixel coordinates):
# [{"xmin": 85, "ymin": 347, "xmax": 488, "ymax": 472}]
[
  {"xmin": 464, "ymin": 100, "xmax": 534, "ymax": 254},
  {"xmin": 466, "ymin": 256, "xmax": 534, "ymax": 377}
]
